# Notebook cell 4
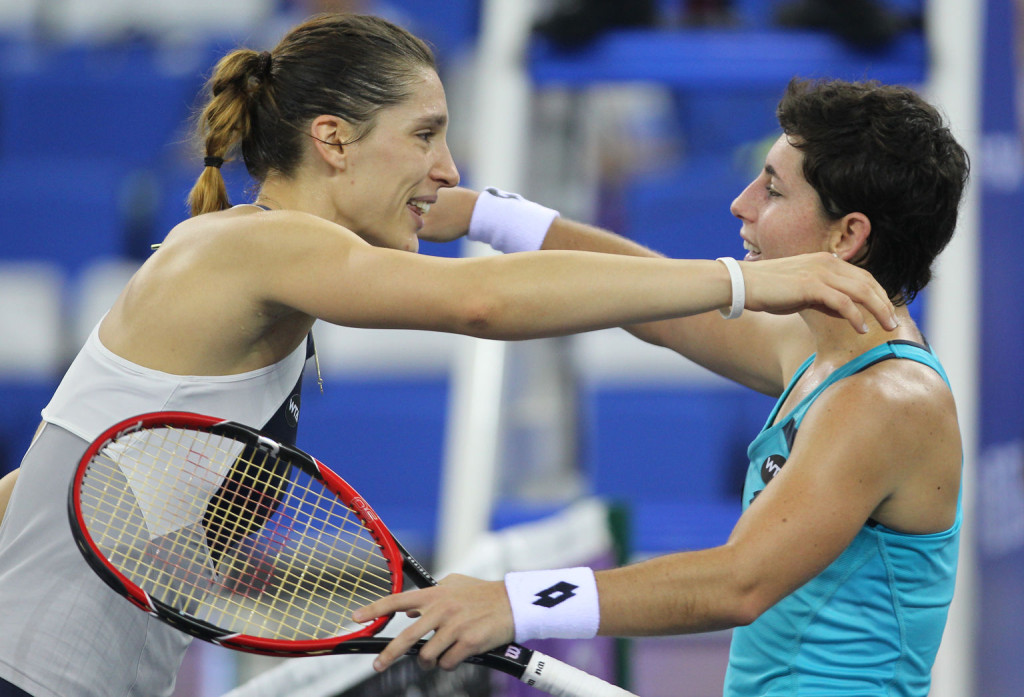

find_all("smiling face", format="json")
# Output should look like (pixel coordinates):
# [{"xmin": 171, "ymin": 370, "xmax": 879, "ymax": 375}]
[
  {"xmin": 332, "ymin": 68, "xmax": 459, "ymax": 252},
  {"xmin": 729, "ymin": 134, "xmax": 838, "ymax": 262}
]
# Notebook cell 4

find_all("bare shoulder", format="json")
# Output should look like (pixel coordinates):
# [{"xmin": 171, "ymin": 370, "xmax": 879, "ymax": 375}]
[
  {"xmin": 162, "ymin": 207, "xmax": 361, "ymax": 259},
  {"xmin": 806, "ymin": 357, "xmax": 961, "ymax": 533},
  {"xmin": 841, "ymin": 357, "xmax": 957, "ymax": 426},
  {"xmin": 812, "ymin": 357, "xmax": 959, "ymax": 459},
  {"xmin": 101, "ymin": 207, "xmax": 357, "ymax": 373}
]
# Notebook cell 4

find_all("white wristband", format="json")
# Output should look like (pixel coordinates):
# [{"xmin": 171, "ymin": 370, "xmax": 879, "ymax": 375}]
[
  {"xmin": 504, "ymin": 567, "xmax": 600, "ymax": 643},
  {"xmin": 467, "ymin": 187, "xmax": 560, "ymax": 253},
  {"xmin": 716, "ymin": 257, "xmax": 745, "ymax": 319}
]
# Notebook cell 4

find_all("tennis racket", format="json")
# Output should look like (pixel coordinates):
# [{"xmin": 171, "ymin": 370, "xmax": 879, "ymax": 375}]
[{"xmin": 68, "ymin": 411, "xmax": 637, "ymax": 697}]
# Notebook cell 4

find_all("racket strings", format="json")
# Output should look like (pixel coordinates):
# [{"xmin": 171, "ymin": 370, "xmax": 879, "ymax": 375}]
[
  {"xmin": 79, "ymin": 425, "xmax": 398, "ymax": 642},
  {"xmin": 203, "ymin": 443, "xmax": 290, "ymax": 566}
]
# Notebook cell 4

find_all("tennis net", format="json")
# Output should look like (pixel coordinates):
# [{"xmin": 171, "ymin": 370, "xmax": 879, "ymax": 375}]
[{"xmin": 220, "ymin": 497, "xmax": 618, "ymax": 697}]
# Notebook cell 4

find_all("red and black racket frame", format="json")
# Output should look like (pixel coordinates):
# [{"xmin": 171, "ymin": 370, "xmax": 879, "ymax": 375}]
[
  {"xmin": 67, "ymin": 411, "xmax": 539, "ymax": 679},
  {"xmin": 68, "ymin": 412, "xmax": 402, "ymax": 655}
]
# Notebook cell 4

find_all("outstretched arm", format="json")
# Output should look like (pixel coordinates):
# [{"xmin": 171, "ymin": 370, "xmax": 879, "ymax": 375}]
[
  {"xmin": 417, "ymin": 187, "xmax": 897, "ymax": 394},
  {"xmin": 103, "ymin": 200, "xmax": 895, "ymax": 378},
  {"xmin": 230, "ymin": 208, "xmax": 896, "ymax": 344}
]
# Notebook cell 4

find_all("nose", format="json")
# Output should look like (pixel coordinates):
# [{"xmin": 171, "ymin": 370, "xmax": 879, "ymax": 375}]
[
  {"xmin": 730, "ymin": 178, "xmax": 757, "ymax": 222},
  {"xmin": 432, "ymin": 140, "xmax": 460, "ymax": 188}
]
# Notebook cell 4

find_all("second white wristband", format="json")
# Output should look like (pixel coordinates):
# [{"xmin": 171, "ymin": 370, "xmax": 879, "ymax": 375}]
[
  {"xmin": 504, "ymin": 567, "xmax": 600, "ymax": 643},
  {"xmin": 467, "ymin": 187, "xmax": 560, "ymax": 253},
  {"xmin": 716, "ymin": 257, "xmax": 745, "ymax": 319}
]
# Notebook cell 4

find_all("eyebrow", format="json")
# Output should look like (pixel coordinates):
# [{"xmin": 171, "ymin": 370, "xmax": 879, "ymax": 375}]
[
  {"xmin": 764, "ymin": 163, "xmax": 781, "ymax": 180},
  {"xmin": 415, "ymin": 114, "xmax": 448, "ymax": 129}
]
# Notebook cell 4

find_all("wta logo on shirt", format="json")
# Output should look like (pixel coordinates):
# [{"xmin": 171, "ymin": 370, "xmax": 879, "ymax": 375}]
[
  {"xmin": 761, "ymin": 454, "xmax": 786, "ymax": 483},
  {"xmin": 286, "ymin": 393, "xmax": 301, "ymax": 427},
  {"xmin": 751, "ymin": 454, "xmax": 787, "ymax": 506}
]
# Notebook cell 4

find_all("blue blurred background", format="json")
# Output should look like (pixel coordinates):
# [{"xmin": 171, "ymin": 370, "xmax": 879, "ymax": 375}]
[{"xmin": 0, "ymin": 1, "xmax": 1021, "ymax": 696}]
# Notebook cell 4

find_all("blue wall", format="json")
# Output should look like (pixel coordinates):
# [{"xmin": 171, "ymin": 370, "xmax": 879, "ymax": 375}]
[{"xmin": 976, "ymin": 0, "xmax": 1024, "ymax": 694}]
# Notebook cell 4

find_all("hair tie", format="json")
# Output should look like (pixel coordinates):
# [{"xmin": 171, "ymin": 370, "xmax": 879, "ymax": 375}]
[
  {"xmin": 204, "ymin": 156, "xmax": 224, "ymax": 169},
  {"xmin": 257, "ymin": 51, "xmax": 273, "ymax": 80}
]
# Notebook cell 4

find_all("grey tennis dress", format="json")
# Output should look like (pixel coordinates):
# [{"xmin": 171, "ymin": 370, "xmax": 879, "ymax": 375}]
[{"xmin": 0, "ymin": 322, "xmax": 310, "ymax": 696}]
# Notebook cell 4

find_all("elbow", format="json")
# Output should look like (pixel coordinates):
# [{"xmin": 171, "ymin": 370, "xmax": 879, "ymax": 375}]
[
  {"xmin": 454, "ymin": 297, "xmax": 501, "ymax": 338},
  {"xmin": 730, "ymin": 592, "xmax": 771, "ymax": 628},
  {"xmin": 453, "ymin": 294, "xmax": 523, "ymax": 340},
  {"xmin": 724, "ymin": 567, "xmax": 778, "ymax": 628},
  {"xmin": 627, "ymin": 321, "xmax": 672, "ymax": 349}
]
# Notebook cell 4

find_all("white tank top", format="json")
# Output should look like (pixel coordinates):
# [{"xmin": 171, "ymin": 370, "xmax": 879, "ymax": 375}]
[
  {"xmin": 43, "ymin": 320, "xmax": 307, "ymax": 442},
  {"xmin": 0, "ymin": 322, "xmax": 311, "ymax": 697}
]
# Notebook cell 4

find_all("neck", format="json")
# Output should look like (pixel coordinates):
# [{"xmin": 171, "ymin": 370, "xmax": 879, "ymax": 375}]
[
  {"xmin": 800, "ymin": 305, "xmax": 919, "ymax": 363},
  {"xmin": 257, "ymin": 173, "xmax": 347, "ymax": 226},
  {"xmin": 254, "ymin": 194, "xmax": 286, "ymax": 211}
]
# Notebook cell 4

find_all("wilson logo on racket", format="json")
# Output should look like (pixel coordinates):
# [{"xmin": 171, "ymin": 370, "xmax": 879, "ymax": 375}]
[{"xmin": 533, "ymin": 581, "xmax": 578, "ymax": 608}]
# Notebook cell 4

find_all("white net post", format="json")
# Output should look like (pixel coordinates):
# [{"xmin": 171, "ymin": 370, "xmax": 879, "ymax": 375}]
[
  {"xmin": 924, "ymin": 0, "xmax": 983, "ymax": 695},
  {"xmin": 434, "ymin": 0, "xmax": 545, "ymax": 573}
]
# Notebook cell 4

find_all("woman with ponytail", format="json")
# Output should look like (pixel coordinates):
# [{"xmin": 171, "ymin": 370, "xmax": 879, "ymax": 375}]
[{"xmin": 0, "ymin": 14, "xmax": 897, "ymax": 697}]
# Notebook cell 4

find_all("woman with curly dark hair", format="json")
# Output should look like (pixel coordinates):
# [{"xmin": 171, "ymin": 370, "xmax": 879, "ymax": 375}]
[{"xmin": 358, "ymin": 78, "xmax": 969, "ymax": 697}]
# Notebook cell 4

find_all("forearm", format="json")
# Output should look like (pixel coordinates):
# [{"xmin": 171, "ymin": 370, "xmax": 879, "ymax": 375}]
[
  {"xmin": 444, "ymin": 251, "xmax": 735, "ymax": 341},
  {"xmin": 458, "ymin": 192, "xmax": 714, "ymax": 341},
  {"xmin": 542, "ymin": 216, "xmax": 664, "ymax": 258},
  {"xmin": 539, "ymin": 217, "xmax": 713, "ymax": 348},
  {"xmin": 595, "ymin": 546, "xmax": 760, "ymax": 637},
  {"xmin": 462, "ymin": 191, "xmax": 806, "ymax": 391},
  {"xmin": 355, "ymin": 540, "xmax": 793, "ymax": 672}
]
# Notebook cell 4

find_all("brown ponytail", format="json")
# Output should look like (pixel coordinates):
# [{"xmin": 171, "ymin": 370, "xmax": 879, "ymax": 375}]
[{"xmin": 188, "ymin": 49, "xmax": 276, "ymax": 216}]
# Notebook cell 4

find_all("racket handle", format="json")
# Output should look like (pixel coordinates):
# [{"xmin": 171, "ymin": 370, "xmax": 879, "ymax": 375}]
[{"xmin": 520, "ymin": 650, "xmax": 640, "ymax": 697}]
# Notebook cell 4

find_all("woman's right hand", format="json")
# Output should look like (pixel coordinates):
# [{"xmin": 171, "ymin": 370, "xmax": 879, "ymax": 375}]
[{"xmin": 417, "ymin": 187, "xmax": 480, "ymax": 243}]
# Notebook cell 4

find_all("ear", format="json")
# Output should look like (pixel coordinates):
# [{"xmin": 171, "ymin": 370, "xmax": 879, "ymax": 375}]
[
  {"xmin": 308, "ymin": 115, "xmax": 357, "ymax": 170},
  {"xmin": 830, "ymin": 212, "xmax": 871, "ymax": 262}
]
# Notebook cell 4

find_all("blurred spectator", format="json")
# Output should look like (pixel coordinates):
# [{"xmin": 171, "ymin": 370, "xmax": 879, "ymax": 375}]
[
  {"xmin": 32, "ymin": 0, "xmax": 276, "ymax": 43},
  {"xmin": 682, "ymin": 0, "xmax": 736, "ymax": 27},
  {"xmin": 297, "ymin": 0, "xmax": 372, "ymax": 12},
  {"xmin": 534, "ymin": 0, "xmax": 657, "ymax": 50},
  {"xmin": 775, "ymin": 0, "xmax": 922, "ymax": 51}
]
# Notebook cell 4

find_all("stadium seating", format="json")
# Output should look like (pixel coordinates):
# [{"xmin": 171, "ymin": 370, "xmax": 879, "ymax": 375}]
[{"xmin": 0, "ymin": 0, "xmax": 928, "ymax": 554}]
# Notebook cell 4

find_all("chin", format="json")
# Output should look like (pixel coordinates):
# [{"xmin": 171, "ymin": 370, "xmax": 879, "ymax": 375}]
[{"xmin": 365, "ymin": 225, "xmax": 418, "ymax": 253}]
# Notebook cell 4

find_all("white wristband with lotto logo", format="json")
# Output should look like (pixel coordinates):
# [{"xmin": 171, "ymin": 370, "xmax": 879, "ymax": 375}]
[
  {"xmin": 504, "ymin": 567, "xmax": 600, "ymax": 643},
  {"xmin": 467, "ymin": 187, "xmax": 560, "ymax": 253}
]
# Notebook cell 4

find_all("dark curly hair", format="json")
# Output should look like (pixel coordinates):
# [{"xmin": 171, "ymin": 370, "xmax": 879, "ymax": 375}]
[{"xmin": 777, "ymin": 78, "xmax": 970, "ymax": 305}]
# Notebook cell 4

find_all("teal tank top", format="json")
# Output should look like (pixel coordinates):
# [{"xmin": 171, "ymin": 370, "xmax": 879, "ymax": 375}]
[{"xmin": 724, "ymin": 341, "xmax": 961, "ymax": 697}]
